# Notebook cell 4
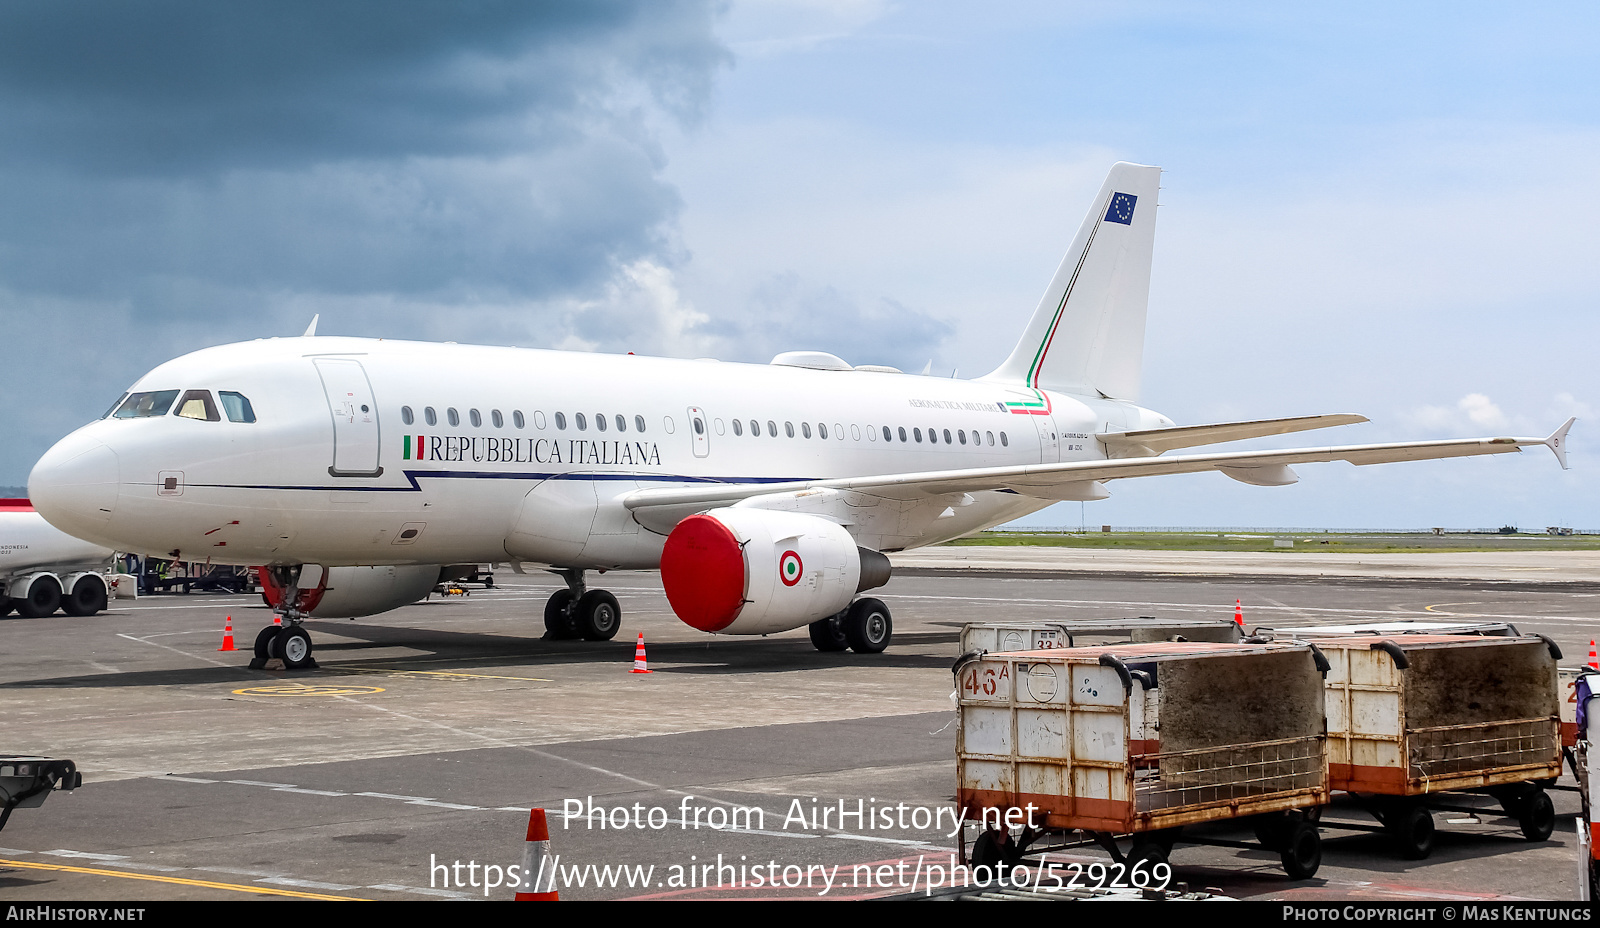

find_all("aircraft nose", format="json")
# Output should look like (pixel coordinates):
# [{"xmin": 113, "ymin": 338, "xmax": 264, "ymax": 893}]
[{"xmin": 29, "ymin": 431, "xmax": 120, "ymax": 533}]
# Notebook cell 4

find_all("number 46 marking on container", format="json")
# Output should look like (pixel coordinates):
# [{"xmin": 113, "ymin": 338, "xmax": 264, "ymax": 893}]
[{"xmin": 962, "ymin": 664, "xmax": 1009, "ymax": 697}]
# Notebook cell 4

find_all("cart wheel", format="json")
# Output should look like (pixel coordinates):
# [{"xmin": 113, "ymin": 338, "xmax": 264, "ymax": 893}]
[
  {"xmin": 1517, "ymin": 789, "xmax": 1554, "ymax": 842},
  {"xmin": 1280, "ymin": 823, "xmax": 1321, "ymax": 880},
  {"xmin": 1128, "ymin": 839, "xmax": 1168, "ymax": 871},
  {"xmin": 1254, "ymin": 815, "xmax": 1287, "ymax": 850},
  {"xmin": 970, "ymin": 830, "xmax": 1011, "ymax": 869},
  {"xmin": 1393, "ymin": 804, "xmax": 1434, "ymax": 860}
]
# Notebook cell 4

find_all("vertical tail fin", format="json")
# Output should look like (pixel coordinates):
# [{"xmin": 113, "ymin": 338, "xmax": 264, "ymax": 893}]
[{"xmin": 980, "ymin": 162, "xmax": 1161, "ymax": 401}]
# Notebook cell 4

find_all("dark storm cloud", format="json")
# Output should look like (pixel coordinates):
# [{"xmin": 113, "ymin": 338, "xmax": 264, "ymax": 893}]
[
  {"xmin": 0, "ymin": 0, "xmax": 722, "ymax": 175},
  {"xmin": 0, "ymin": 0, "xmax": 728, "ymax": 483}
]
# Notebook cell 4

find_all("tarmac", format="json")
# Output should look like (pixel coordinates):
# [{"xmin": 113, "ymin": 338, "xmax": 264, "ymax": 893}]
[{"xmin": 1, "ymin": 548, "xmax": 1595, "ymax": 901}]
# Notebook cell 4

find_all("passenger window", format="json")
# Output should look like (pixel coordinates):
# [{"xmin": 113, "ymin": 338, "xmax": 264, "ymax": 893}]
[
  {"xmin": 801, "ymin": 422, "xmax": 811, "ymax": 439},
  {"xmin": 469, "ymin": 409, "xmax": 482, "ymax": 427},
  {"xmin": 897, "ymin": 427, "xmax": 907, "ymax": 442},
  {"xmin": 785, "ymin": 421, "xmax": 795, "ymax": 438},
  {"xmin": 113, "ymin": 390, "xmax": 180, "ymax": 419},
  {"xmin": 219, "ymin": 391, "xmax": 256, "ymax": 423},
  {"xmin": 401, "ymin": 406, "xmax": 414, "ymax": 426},
  {"xmin": 635, "ymin": 415, "xmax": 646, "ymax": 433},
  {"xmin": 958, "ymin": 429, "xmax": 967, "ymax": 445},
  {"xmin": 447, "ymin": 408, "xmax": 460, "ymax": 427},
  {"xmin": 767, "ymin": 420, "xmax": 777, "ymax": 437},
  {"xmin": 555, "ymin": 412, "xmax": 567, "ymax": 430},
  {"xmin": 425, "ymin": 407, "xmax": 437, "ymax": 426},
  {"xmin": 492, "ymin": 409, "xmax": 504, "ymax": 428},
  {"xmin": 513, "ymin": 410, "xmax": 525, "ymax": 429},
  {"xmin": 751, "ymin": 420, "xmax": 761, "ymax": 436},
  {"xmin": 986, "ymin": 430, "xmax": 995, "ymax": 446},
  {"xmin": 733, "ymin": 419, "xmax": 743, "ymax": 436},
  {"xmin": 927, "ymin": 428, "xmax": 936, "ymax": 444},
  {"xmin": 944, "ymin": 429, "xmax": 953, "ymax": 444},
  {"xmin": 818, "ymin": 423, "xmax": 828, "ymax": 440},
  {"xmin": 576, "ymin": 413, "xmax": 588, "ymax": 431},
  {"xmin": 596, "ymin": 414, "xmax": 607, "ymax": 432},
  {"xmin": 174, "ymin": 390, "xmax": 221, "ymax": 422},
  {"xmin": 1000, "ymin": 432, "xmax": 1008, "ymax": 447},
  {"xmin": 616, "ymin": 414, "xmax": 626, "ymax": 432}
]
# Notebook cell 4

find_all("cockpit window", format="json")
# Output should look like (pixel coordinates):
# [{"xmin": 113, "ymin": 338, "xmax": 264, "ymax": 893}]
[
  {"xmin": 101, "ymin": 393, "xmax": 129, "ymax": 419},
  {"xmin": 219, "ymin": 391, "xmax": 256, "ymax": 423},
  {"xmin": 174, "ymin": 390, "xmax": 221, "ymax": 421},
  {"xmin": 112, "ymin": 390, "xmax": 180, "ymax": 418}
]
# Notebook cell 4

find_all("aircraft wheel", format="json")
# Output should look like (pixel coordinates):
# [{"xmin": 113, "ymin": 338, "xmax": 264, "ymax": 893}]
[
  {"xmin": 843, "ymin": 598, "xmax": 892, "ymax": 653},
  {"xmin": 543, "ymin": 589, "xmax": 577, "ymax": 639},
  {"xmin": 970, "ymin": 829, "xmax": 1019, "ymax": 869},
  {"xmin": 1392, "ymin": 804, "xmax": 1434, "ymax": 860},
  {"xmin": 808, "ymin": 612, "xmax": 849, "ymax": 651},
  {"xmin": 16, "ymin": 576, "xmax": 61, "ymax": 618},
  {"xmin": 0, "ymin": 598, "xmax": 13, "ymax": 618},
  {"xmin": 576, "ymin": 590, "xmax": 621, "ymax": 641},
  {"xmin": 1280, "ymin": 822, "xmax": 1322, "ymax": 880},
  {"xmin": 62, "ymin": 576, "xmax": 108, "ymax": 616},
  {"xmin": 254, "ymin": 626, "xmax": 280, "ymax": 659},
  {"xmin": 1518, "ymin": 788, "xmax": 1554, "ymax": 842},
  {"xmin": 276, "ymin": 626, "xmax": 315, "ymax": 670}
]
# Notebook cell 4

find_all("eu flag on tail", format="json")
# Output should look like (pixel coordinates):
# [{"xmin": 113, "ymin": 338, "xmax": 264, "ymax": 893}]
[{"xmin": 1104, "ymin": 192, "xmax": 1137, "ymax": 225}]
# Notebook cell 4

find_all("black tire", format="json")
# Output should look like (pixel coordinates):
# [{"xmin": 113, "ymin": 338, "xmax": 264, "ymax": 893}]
[
  {"xmin": 254, "ymin": 625, "xmax": 280, "ymax": 659},
  {"xmin": 483, "ymin": 575, "xmax": 494, "ymax": 589},
  {"xmin": 1254, "ymin": 815, "xmax": 1288, "ymax": 850},
  {"xmin": 575, "ymin": 590, "xmax": 621, "ymax": 641},
  {"xmin": 61, "ymin": 575, "xmax": 108, "ymax": 616},
  {"xmin": 970, "ymin": 830, "xmax": 1012, "ymax": 869},
  {"xmin": 16, "ymin": 576, "xmax": 61, "ymax": 618},
  {"xmin": 1393, "ymin": 804, "xmax": 1435, "ymax": 860},
  {"xmin": 1128, "ymin": 838, "xmax": 1169, "ymax": 874},
  {"xmin": 1518, "ymin": 788, "xmax": 1554, "ymax": 842},
  {"xmin": 543, "ymin": 589, "xmax": 577, "ymax": 639},
  {"xmin": 843, "ymin": 598, "xmax": 892, "ymax": 653},
  {"xmin": 0, "ymin": 598, "xmax": 13, "ymax": 617},
  {"xmin": 1280, "ymin": 823, "xmax": 1322, "ymax": 880},
  {"xmin": 276, "ymin": 626, "xmax": 315, "ymax": 670},
  {"xmin": 808, "ymin": 612, "xmax": 849, "ymax": 651}
]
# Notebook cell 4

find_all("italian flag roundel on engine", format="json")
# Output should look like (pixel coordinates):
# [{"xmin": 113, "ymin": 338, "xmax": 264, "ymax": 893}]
[{"xmin": 779, "ymin": 550, "xmax": 803, "ymax": 586}]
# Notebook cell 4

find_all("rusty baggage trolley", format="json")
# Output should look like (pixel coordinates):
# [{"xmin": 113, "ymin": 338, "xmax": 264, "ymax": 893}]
[
  {"xmin": 1312, "ymin": 634, "xmax": 1564, "ymax": 858},
  {"xmin": 955, "ymin": 640, "xmax": 1331, "ymax": 882}
]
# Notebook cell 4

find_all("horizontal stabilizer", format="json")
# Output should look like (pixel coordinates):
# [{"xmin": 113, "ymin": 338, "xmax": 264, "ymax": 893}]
[{"xmin": 1099, "ymin": 414, "xmax": 1368, "ymax": 458}]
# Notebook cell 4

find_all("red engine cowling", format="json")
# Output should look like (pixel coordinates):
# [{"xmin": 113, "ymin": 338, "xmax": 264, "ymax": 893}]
[
  {"xmin": 257, "ymin": 565, "xmax": 441, "ymax": 618},
  {"xmin": 661, "ymin": 509, "xmax": 875, "ymax": 636}
]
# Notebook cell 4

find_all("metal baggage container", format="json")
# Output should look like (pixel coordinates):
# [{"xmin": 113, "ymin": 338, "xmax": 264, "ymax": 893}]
[
  {"xmin": 1313, "ymin": 633, "xmax": 1563, "ymax": 858},
  {"xmin": 955, "ymin": 640, "xmax": 1329, "ymax": 880},
  {"xmin": 959, "ymin": 618, "xmax": 1241, "ymax": 655}
]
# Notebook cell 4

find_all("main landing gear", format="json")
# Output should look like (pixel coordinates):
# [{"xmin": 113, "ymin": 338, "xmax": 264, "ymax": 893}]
[
  {"xmin": 808, "ymin": 597, "xmax": 893, "ymax": 654},
  {"xmin": 542, "ymin": 568, "xmax": 622, "ymax": 641}
]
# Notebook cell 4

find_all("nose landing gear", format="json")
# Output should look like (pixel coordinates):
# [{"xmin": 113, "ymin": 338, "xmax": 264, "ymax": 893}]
[{"xmin": 249, "ymin": 566, "xmax": 319, "ymax": 670}]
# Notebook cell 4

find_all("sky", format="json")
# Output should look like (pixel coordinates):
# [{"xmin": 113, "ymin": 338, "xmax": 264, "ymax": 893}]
[{"xmin": 0, "ymin": 1, "xmax": 1594, "ymax": 530}]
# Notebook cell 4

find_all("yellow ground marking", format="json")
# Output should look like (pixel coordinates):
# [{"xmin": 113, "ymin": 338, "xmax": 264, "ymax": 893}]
[
  {"xmin": 1423, "ymin": 603, "xmax": 1484, "ymax": 614},
  {"xmin": 232, "ymin": 684, "xmax": 387, "ymax": 697},
  {"xmin": 0, "ymin": 857, "xmax": 364, "ymax": 900},
  {"xmin": 335, "ymin": 667, "xmax": 553, "ymax": 683}
]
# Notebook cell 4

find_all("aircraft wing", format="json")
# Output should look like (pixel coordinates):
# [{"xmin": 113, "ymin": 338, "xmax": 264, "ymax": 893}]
[
  {"xmin": 1098, "ymin": 413, "xmax": 1369, "ymax": 457},
  {"xmin": 623, "ymin": 419, "xmax": 1574, "ymax": 514}
]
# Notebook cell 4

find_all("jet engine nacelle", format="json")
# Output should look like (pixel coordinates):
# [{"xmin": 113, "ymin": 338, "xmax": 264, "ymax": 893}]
[
  {"xmin": 661, "ymin": 508, "xmax": 889, "ymax": 636},
  {"xmin": 258, "ymin": 564, "xmax": 442, "ymax": 618}
]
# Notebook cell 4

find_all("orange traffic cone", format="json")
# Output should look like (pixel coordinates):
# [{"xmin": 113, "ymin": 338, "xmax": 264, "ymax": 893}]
[
  {"xmin": 513, "ymin": 808, "xmax": 559, "ymax": 901},
  {"xmin": 1588, "ymin": 639, "xmax": 1597, "ymax": 670},
  {"xmin": 1234, "ymin": 599, "xmax": 1244, "ymax": 629},
  {"xmin": 218, "ymin": 616, "xmax": 237, "ymax": 652},
  {"xmin": 630, "ymin": 632, "xmax": 652, "ymax": 674}
]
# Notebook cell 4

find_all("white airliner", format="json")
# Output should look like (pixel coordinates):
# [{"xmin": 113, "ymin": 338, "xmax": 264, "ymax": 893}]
[{"xmin": 27, "ymin": 163, "xmax": 1573, "ymax": 669}]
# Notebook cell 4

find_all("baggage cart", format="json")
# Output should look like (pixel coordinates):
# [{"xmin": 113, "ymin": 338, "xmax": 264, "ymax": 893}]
[
  {"xmin": 955, "ymin": 640, "xmax": 1330, "ymax": 881},
  {"xmin": 960, "ymin": 617, "xmax": 1241, "ymax": 655},
  {"xmin": 1313, "ymin": 634, "xmax": 1563, "ymax": 858}
]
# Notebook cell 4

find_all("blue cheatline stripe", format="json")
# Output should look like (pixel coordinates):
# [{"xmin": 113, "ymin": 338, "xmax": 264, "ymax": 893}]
[{"xmin": 187, "ymin": 470, "xmax": 817, "ymax": 493}]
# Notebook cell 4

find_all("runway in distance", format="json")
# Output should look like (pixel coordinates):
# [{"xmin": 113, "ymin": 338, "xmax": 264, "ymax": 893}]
[{"xmin": 27, "ymin": 163, "xmax": 1574, "ymax": 668}]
